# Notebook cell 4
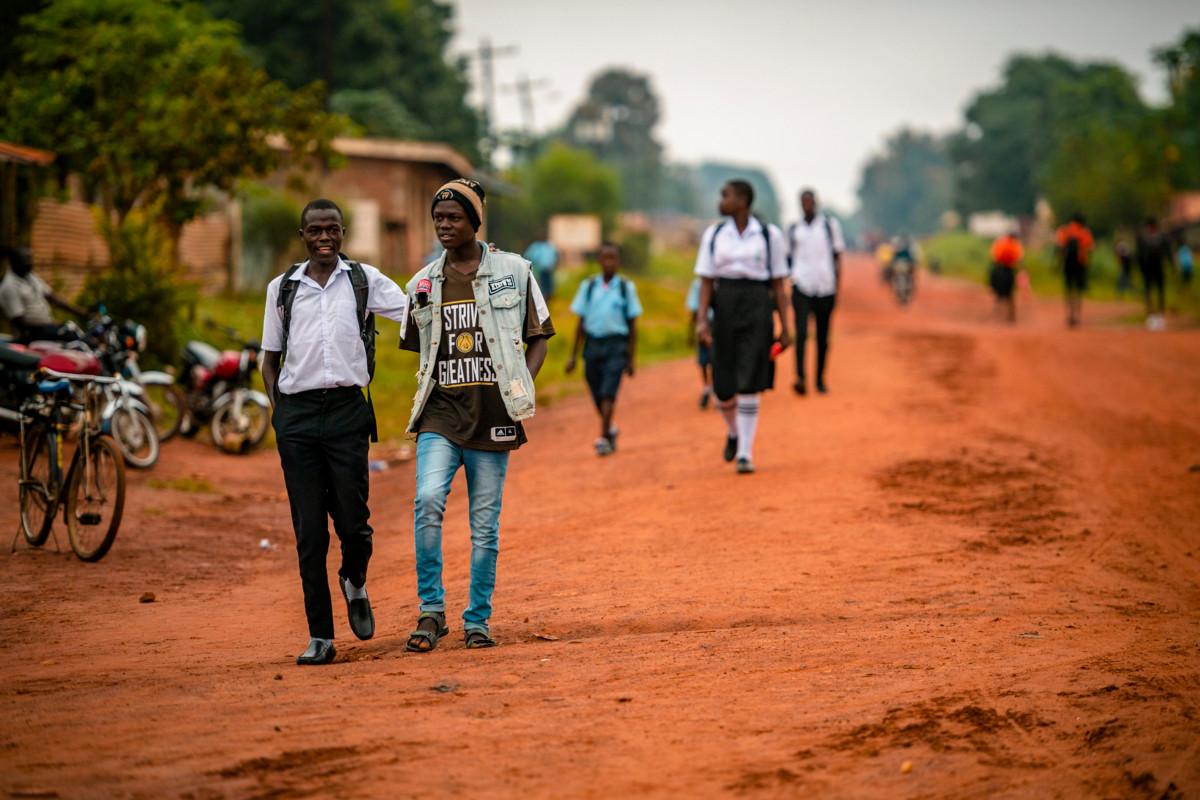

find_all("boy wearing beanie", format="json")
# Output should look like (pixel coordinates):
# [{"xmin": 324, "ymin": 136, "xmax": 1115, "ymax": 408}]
[{"xmin": 399, "ymin": 179, "xmax": 555, "ymax": 650}]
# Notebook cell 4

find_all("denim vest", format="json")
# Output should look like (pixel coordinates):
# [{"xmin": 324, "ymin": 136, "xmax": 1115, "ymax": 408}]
[{"xmin": 404, "ymin": 245, "xmax": 538, "ymax": 434}]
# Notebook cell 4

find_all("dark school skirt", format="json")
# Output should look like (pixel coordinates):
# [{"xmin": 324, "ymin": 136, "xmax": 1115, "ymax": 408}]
[
  {"xmin": 989, "ymin": 264, "xmax": 1015, "ymax": 298},
  {"xmin": 711, "ymin": 278, "xmax": 775, "ymax": 401}
]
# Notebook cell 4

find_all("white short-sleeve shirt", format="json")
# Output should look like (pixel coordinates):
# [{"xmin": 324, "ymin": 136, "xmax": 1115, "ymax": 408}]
[
  {"xmin": 261, "ymin": 258, "xmax": 409, "ymax": 395},
  {"xmin": 693, "ymin": 217, "xmax": 789, "ymax": 282},
  {"xmin": 789, "ymin": 213, "xmax": 845, "ymax": 297}
]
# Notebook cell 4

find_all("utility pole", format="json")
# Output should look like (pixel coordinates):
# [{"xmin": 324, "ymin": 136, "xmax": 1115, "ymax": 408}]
[
  {"xmin": 461, "ymin": 38, "xmax": 518, "ymax": 164},
  {"xmin": 502, "ymin": 74, "xmax": 553, "ymax": 134}
]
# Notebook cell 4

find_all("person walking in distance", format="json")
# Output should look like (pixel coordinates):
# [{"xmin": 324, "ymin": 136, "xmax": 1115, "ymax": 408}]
[
  {"xmin": 566, "ymin": 242, "xmax": 642, "ymax": 456},
  {"xmin": 693, "ymin": 180, "xmax": 791, "ymax": 474},
  {"xmin": 1055, "ymin": 213, "xmax": 1094, "ymax": 328},
  {"xmin": 787, "ymin": 189, "xmax": 844, "ymax": 395},
  {"xmin": 686, "ymin": 277, "xmax": 714, "ymax": 409},
  {"xmin": 1137, "ymin": 217, "xmax": 1172, "ymax": 331},
  {"xmin": 989, "ymin": 229, "xmax": 1023, "ymax": 323},
  {"xmin": 400, "ymin": 179, "xmax": 554, "ymax": 651},
  {"xmin": 261, "ymin": 199, "xmax": 410, "ymax": 666}
]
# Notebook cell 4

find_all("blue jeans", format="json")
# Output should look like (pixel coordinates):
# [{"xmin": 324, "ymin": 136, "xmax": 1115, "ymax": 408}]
[{"xmin": 414, "ymin": 432, "xmax": 509, "ymax": 633}]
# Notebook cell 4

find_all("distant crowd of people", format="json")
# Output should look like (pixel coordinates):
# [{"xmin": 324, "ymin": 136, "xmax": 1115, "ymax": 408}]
[{"xmin": 990, "ymin": 214, "xmax": 1193, "ymax": 330}]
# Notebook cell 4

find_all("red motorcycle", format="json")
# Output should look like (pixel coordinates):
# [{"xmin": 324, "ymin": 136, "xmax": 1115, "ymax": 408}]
[{"xmin": 177, "ymin": 322, "xmax": 269, "ymax": 453}]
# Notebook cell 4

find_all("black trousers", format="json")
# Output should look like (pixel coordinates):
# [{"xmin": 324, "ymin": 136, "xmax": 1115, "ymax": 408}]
[
  {"xmin": 792, "ymin": 288, "xmax": 836, "ymax": 384},
  {"xmin": 273, "ymin": 387, "xmax": 374, "ymax": 639},
  {"xmin": 1141, "ymin": 265, "xmax": 1165, "ymax": 313}
]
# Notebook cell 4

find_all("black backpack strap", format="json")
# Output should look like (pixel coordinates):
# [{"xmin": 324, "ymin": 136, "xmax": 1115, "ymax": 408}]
[
  {"xmin": 708, "ymin": 221, "xmax": 727, "ymax": 258},
  {"xmin": 344, "ymin": 258, "xmax": 378, "ymax": 443},
  {"xmin": 759, "ymin": 218, "xmax": 773, "ymax": 287},
  {"xmin": 276, "ymin": 262, "xmax": 305, "ymax": 369}
]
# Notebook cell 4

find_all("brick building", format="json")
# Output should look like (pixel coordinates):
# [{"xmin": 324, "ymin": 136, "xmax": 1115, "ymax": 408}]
[{"xmin": 20, "ymin": 136, "xmax": 472, "ymax": 297}]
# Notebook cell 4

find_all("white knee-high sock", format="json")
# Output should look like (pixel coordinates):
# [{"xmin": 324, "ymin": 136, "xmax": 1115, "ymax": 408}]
[
  {"xmin": 735, "ymin": 393, "xmax": 760, "ymax": 460},
  {"xmin": 718, "ymin": 399, "xmax": 737, "ymax": 436}
]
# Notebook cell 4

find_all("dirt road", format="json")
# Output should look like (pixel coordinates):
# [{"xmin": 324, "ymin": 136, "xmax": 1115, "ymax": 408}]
[{"xmin": 2, "ymin": 256, "xmax": 1198, "ymax": 798}]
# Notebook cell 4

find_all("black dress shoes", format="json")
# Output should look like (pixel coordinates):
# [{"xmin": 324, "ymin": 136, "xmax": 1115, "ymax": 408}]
[
  {"xmin": 296, "ymin": 638, "xmax": 336, "ymax": 665},
  {"xmin": 341, "ymin": 577, "xmax": 375, "ymax": 641}
]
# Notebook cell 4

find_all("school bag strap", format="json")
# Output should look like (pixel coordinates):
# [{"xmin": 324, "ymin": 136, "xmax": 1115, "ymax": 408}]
[
  {"xmin": 584, "ymin": 274, "xmax": 632, "ymax": 319},
  {"xmin": 276, "ymin": 256, "xmax": 378, "ymax": 442},
  {"xmin": 709, "ymin": 218, "xmax": 773, "ymax": 286}
]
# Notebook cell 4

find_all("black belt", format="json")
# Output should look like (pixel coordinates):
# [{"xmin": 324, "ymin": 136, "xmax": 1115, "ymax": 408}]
[
  {"xmin": 283, "ymin": 385, "xmax": 363, "ymax": 400},
  {"xmin": 715, "ymin": 278, "xmax": 771, "ymax": 289}
]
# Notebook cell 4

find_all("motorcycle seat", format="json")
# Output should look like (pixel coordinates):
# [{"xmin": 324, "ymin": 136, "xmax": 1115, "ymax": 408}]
[
  {"xmin": 0, "ymin": 343, "xmax": 42, "ymax": 370},
  {"xmin": 184, "ymin": 340, "xmax": 221, "ymax": 369}
]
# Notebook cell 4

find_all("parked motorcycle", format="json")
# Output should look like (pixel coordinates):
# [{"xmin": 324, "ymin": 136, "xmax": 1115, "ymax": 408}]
[
  {"xmin": 88, "ymin": 312, "xmax": 185, "ymax": 443},
  {"xmin": 177, "ymin": 322, "xmax": 270, "ymax": 453},
  {"xmin": 23, "ymin": 333, "xmax": 160, "ymax": 469}
]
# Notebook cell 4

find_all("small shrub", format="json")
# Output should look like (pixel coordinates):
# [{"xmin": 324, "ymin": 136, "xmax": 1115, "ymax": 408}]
[{"xmin": 79, "ymin": 210, "xmax": 193, "ymax": 365}]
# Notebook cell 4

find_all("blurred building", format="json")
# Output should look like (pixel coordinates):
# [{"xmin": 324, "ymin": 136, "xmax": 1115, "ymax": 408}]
[
  {"xmin": 19, "ymin": 136, "xmax": 472, "ymax": 297},
  {"xmin": 260, "ymin": 136, "xmax": 473, "ymax": 283}
]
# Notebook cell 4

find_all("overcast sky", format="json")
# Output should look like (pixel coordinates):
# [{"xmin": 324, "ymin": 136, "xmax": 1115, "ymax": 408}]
[{"xmin": 450, "ymin": 0, "xmax": 1197, "ymax": 219}]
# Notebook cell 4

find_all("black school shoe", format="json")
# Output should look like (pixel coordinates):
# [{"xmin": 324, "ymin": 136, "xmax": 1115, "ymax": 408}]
[
  {"xmin": 723, "ymin": 435, "xmax": 738, "ymax": 462},
  {"xmin": 340, "ymin": 577, "xmax": 375, "ymax": 641},
  {"xmin": 296, "ymin": 638, "xmax": 337, "ymax": 665}
]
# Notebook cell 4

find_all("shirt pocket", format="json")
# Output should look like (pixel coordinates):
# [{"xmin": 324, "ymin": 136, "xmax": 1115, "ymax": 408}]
[
  {"xmin": 488, "ymin": 288, "xmax": 524, "ymax": 334},
  {"xmin": 412, "ymin": 303, "xmax": 435, "ymax": 330}
]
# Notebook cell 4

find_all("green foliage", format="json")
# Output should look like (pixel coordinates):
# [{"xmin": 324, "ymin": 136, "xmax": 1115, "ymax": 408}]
[
  {"xmin": 1154, "ymin": 28, "xmax": 1200, "ymax": 189},
  {"xmin": 78, "ymin": 210, "xmax": 193, "ymax": 365},
  {"xmin": 204, "ymin": 0, "xmax": 481, "ymax": 164},
  {"xmin": 615, "ymin": 231, "xmax": 651, "ymax": 273},
  {"xmin": 857, "ymin": 129, "xmax": 953, "ymax": 236},
  {"xmin": 695, "ymin": 162, "xmax": 782, "ymax": 224},
  {"xmin": 0, "ymin": 0, "xmax": 342, "ymax": 242},
  {"xmin": 240, "ymin": 185, "xmax": 304, "ymax": 289},
  {"xmin": 1042, "ymin": 121, "xmax": 1173, "ymax": 235},
  {"xmin": 490, "ymin": 144, "xmax": 621, "ymax": 250},
  {"xmin": 949, "ymin": 53, "xmax": 1149, "ymax": 217},
  {"xmin": 564, "ymin": 68, "xmax": 664, "ymax": 211}
]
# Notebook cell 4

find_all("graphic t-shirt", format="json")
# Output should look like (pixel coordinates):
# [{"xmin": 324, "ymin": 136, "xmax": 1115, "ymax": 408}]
[{"xmin": 401, "ymin": 265, "xmax": 554, "ymax": 451}]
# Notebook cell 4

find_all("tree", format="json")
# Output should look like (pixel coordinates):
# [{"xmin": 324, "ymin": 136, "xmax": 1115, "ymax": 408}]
[
  {"xmin": 1155, "ymin": 28, "xmax": 1200, "ymax": 189},
  {"xmin": 857, "ymin": 129, "xmax": 953, "ymax": 236},
  {"xmin": 488, "ymin": 144, "xmax": 621, "ymax": 249},
  {"xmin": 0, "ymin": 0, "xmax": 342, "ymax": 255},
  {"xmin": 695, "ymin": 162, "xmax": 782, "ymax": 224},
  {"xmin": 1041, "ymin": 121, "xmax": 1172, "ymax": 235},
  {"xmin": 948, "ymin": 54, "xmax": 1147, "ymax": 217},
  {"xmin": 204, "ymin": 0, "xmax": 481, "ymax": 163},
  {"xmin": 564, "ymin": 68, "xmax": 663, "ymax": 211}
]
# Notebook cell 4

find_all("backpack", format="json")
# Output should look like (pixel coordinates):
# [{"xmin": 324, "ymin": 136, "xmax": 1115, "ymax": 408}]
[
  {"xmin": 277, "ymin": 256, "xmax": 378, "ymax": 441},
  {"xmin": 709, "ymin": 218, "xmax": 774, "ymax": 285},
  {"xmin": 584, "ymin": 275, "xmax": 631, "ymax": 317},
  {"xmin": 1063, "ymin": 235, "xmax": 1081, "ymax": 269}
]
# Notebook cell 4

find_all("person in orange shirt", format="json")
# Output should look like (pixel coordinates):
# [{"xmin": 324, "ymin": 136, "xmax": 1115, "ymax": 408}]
[
  {"xmin": 989, "ymin": 230, "xmax": 1023, "ymax": 323},
  {"xmin": 1055, "ymin": 213, "xmax": 1094, "ymax": 328}
]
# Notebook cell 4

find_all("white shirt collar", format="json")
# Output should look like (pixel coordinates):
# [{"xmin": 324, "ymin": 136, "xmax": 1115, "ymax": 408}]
[{"xmin": 290, "ymin": 257, "xmax": 351, "ymax": 281}]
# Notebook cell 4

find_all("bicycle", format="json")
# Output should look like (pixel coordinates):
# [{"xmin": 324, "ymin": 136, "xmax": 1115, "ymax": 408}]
[{"xmin": 15, "ymin": 368, "xmax": 127, "ymax": 562}]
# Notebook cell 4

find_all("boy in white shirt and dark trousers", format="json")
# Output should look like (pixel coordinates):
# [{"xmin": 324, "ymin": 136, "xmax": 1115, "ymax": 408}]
[
  {"xmin": 788, "ymin": 189, "xmax": 845, "ymax": 395},
  {"xmin": 693, "ymin": 180, "xmax": 792, "ymax": 474},
  {"xmin": 261, "ymin": 199, "xmax": 410, "ymax": 666}
]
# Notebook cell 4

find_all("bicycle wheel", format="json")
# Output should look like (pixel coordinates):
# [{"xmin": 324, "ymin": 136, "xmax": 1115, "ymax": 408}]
[
  {"xmin": 142, "ymin": 383, "xmax": 185, "ymax": 442},
  {"xmin": 65, "ymin": 436, "xmax": 126, "ymax": 562},
  {"xmin": 19, "ymin": 427, "xmax": 56, "ymax": 546},
  {"xmin": 112, "ymin": 406, "xmax": 160, "ymax": 469}
]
